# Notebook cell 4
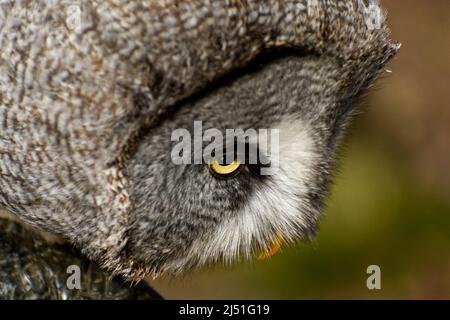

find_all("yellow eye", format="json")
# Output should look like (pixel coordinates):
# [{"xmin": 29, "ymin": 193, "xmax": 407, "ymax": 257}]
[{"xmin": 209, "ymin": 158, "xmax": 242, "ymax": 178}]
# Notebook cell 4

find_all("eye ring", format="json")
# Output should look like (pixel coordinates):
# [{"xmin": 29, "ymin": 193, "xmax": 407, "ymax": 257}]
[{"xmin": 209, "ymin": 158, "xmax": 243, "ymax": 178}]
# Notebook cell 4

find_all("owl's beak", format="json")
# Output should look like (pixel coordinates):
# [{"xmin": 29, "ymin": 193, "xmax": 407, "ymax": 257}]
[{"xmin": 258, "ymin": 235, "xmax": 284, "ymax": 260}]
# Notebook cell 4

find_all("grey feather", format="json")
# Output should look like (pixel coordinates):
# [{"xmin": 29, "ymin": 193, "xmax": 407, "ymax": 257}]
[{"xmin": 0, "ymin": 0, "xmax": 398, "ymax": 281}]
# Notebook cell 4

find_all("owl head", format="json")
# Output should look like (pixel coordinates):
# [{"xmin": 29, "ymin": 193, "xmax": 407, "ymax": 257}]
[{"xmin": 0, "ymin": 0, "xmax": 398, "ymax": 281}]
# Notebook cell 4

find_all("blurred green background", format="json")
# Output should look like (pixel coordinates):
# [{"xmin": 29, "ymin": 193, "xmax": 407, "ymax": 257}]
[{"xmin": 153, "ymin": 0, "xmax": 450, "ymax": 299}]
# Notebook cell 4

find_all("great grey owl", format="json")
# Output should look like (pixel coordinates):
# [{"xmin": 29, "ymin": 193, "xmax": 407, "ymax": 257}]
[{"xmin": 0, "ymin": 0, "xmax": 398, "ymax": 283}]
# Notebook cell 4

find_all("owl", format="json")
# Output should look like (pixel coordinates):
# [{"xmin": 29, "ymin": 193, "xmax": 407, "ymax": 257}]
[{"xmin": 0, "ymin": 0, "xmax": 398, "ymax": 283}]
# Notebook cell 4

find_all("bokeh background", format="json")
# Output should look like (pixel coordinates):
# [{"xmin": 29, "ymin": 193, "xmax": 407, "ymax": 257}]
[{"xmin": 153, "ymin": 0, "xmax": 450, "ymax": 299}]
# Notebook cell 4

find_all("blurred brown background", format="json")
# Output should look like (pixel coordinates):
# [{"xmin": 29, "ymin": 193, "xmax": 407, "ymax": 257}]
[{"xmin": 153, "ymin": 0, "xmax": 450, "ymax": 299}]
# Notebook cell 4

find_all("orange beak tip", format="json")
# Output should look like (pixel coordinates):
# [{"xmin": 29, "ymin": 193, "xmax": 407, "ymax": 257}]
[{"xmin": 257, "ymin": 236, "xmax": 284, "ymax": 260}]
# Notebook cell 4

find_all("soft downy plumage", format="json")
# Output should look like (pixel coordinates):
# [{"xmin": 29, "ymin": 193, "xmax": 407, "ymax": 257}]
[{"xmin": 0, "ymin": 0, "xmax": 398, "ymax": 281}]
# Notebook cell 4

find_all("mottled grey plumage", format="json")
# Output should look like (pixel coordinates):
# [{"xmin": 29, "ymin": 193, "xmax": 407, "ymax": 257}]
[
  {"xmin": 0, "ymin": 0, "xmax": 398, "ymax": 282},
  {"xmin": 0, "ymin": 217, "xmax": 161, "ymax": 299}
]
